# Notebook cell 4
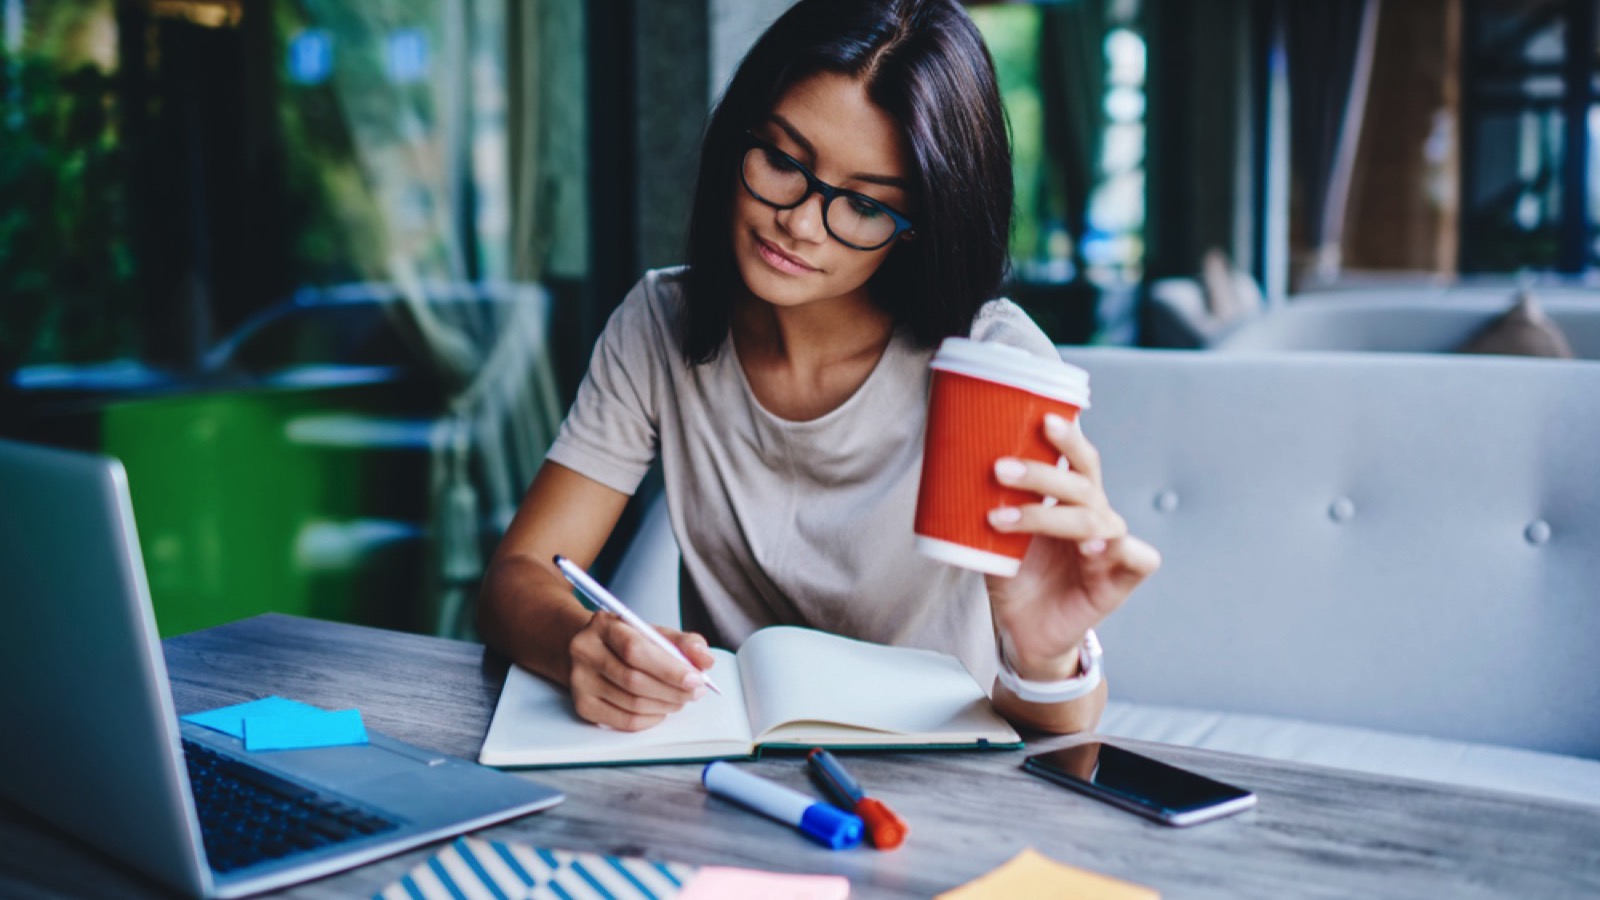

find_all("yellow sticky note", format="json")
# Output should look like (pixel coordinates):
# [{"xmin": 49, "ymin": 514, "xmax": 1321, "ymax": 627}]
[
  {"xmin": 936, "ymin": 848, "xmax": 1160, "ymax": 900},
  {"xmin": 678, "ymin": 866, "xmax": 851, "ymax": 900}
]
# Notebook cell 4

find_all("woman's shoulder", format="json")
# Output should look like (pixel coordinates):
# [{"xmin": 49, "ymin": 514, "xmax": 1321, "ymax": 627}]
[
  {"xmin": 624, "ymin": 266, "xmax": 690, "ymax": 320},
  {"xmin": 968, "ymin": 298, "xmax": 1059, "ymax": 361},
  {"xmin": 603, "ymin": 266, "xmax": 690, "ymax": 349}
]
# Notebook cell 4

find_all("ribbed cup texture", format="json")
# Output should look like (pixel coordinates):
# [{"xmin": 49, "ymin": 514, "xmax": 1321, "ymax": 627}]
[{"xmin": 915, "ymin": 371, "xmax": 1082, "ymax": 564}]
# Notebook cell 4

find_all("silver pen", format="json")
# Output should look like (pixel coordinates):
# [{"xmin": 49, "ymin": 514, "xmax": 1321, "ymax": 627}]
[{"xmin": 552, "ymin": 555, "xmax": 723, "ymax": 695}]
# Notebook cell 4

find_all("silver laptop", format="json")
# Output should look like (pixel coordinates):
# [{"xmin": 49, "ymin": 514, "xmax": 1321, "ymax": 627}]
[{"xmin": 0, "ymin": 438, "xmax": 563, "ymax": 898}]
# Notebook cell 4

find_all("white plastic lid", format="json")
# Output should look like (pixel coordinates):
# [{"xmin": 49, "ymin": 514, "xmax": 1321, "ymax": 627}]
[{"xmin": 929, "ymin": 337, "xmax": 1090, "ymax": 408}]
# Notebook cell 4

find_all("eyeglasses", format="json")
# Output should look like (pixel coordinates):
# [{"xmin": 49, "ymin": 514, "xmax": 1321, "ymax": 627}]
[{"xmin": 738, "ymin": 132, "xmax": 916, "ymax": 251}]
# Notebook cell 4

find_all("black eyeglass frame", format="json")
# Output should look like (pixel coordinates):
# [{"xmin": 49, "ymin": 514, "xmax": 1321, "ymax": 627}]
[{"xmin": 738, "ymin": 131, "xmax": 917, "ymax": 251}]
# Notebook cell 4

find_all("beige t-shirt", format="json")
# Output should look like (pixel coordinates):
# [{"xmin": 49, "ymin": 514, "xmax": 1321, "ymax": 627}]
[{"xmin": 545, "ymin": 267, "xmax": 1060, "ymax": 687}]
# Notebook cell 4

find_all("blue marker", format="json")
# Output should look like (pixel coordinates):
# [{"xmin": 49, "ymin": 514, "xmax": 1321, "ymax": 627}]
[{"xmin": 701, "ymin": 762, "xmax": 863, "ymax": 850}]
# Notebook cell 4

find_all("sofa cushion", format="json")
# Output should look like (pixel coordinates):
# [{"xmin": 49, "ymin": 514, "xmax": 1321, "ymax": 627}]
[
  {"xmin": 1454, "ymin": 291, "xmax": 1575, "ymax": 358},
  {"xmin": 1100, "ymin": 700, "xmax": 1600, "ymax": 808}
]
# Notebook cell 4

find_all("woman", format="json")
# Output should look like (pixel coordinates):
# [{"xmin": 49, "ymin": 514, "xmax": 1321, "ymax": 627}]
[{"xmin": 478, "ymin": 0, "xmax": 1159, "ymax": 735}]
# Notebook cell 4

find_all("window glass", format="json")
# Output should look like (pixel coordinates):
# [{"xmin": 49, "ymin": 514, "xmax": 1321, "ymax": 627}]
[
  {"xmin": 1461, "ymin": 0, "xmax": 1599, "ymax": 273},
  {"xmin": 970, "ymin": 0, "xmax": 1145, "ymax": 341},
  {"xmin": 1, "ymin": 0, "xmax": 590, "ymax": 374}
]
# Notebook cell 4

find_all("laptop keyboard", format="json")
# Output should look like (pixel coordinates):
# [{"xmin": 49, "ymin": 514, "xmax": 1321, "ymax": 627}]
[{"xmin": 182, "ymin": 740, "xmax": 399, "ymax": 873}]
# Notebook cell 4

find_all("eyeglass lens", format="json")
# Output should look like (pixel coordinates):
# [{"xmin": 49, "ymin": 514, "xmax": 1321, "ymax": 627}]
[{"xmin": 742, "ymin": 144, "xmax": 900, "ymax": 249}]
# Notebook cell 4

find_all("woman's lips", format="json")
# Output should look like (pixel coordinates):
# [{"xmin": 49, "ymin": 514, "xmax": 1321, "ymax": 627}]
[{"xmin": 755, "ymin": 235, "xmax": 817, "ymax": 275}]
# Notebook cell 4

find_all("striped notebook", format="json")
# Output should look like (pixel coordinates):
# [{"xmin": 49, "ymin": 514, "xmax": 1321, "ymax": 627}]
[{"xmin": 373, "ymin": 836, "xmax": 849, "ymax": 900}]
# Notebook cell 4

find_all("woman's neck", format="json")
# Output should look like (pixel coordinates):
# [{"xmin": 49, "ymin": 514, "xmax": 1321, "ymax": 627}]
[
  {"xmin": 731, "ymin": 292, "xmax": 896, "ymax": 421},
  {"xmin": 732, "ymin": 291, "xmax": 893, "ymax": 368}
]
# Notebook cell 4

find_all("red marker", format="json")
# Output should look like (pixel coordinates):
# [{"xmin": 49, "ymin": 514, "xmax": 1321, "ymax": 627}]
[{"xmin": 807, "ymin": 748, "xmax": 909, "ymax": 850}]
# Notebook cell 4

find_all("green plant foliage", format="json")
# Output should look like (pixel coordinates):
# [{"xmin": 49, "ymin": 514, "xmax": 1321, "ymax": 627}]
[
  {"xmin": 0, "ymin": 45, "xmax": 138, "ymax": 376},
  {"xmin": 970, "ymin": 5, "xmax": 1049, "ymax": 266},
  {"xmin": 272, "ymin": 3, "xmax": 390, "ymax": 287}
]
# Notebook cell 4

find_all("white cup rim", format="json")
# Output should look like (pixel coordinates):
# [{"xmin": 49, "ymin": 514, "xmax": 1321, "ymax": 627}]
[{"xmin": 929, "ymin": 337, "xmax": 1090, "ymax": 408}]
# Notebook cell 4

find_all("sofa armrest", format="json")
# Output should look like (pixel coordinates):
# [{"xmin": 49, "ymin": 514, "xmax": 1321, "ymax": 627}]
[{"xmin": 1215, "ymin": 290, "xmax": 1600, "ymax": 359}]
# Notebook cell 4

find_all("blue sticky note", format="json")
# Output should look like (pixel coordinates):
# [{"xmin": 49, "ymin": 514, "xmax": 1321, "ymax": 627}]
[
  {"xmin": 182, "ymin": 696, "xmax": 322, "ymax": 739},
  {"xmin": 244, "ymin": 708, "xmax": 368, "ymax": 752}
]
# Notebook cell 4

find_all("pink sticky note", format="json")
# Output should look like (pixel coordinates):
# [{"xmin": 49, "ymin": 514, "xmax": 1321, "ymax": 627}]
[{"xmin": 677, "ymin": 867, "xmax": 850, "ymax": 900}]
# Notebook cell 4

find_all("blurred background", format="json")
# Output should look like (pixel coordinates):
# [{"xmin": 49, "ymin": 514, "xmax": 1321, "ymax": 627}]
[{"xmin": 2, "ymin": 0, "xmax": 1594, "ymax": 638}]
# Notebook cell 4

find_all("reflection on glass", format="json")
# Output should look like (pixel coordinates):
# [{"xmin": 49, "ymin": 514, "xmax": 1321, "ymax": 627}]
[
  {"xmin": 970, "ymin": 4, "xmax": 1146, "ymax": 290},
  {"xmin": 287, "ymin": 28, "xmax": 333, "ymax": 85}
]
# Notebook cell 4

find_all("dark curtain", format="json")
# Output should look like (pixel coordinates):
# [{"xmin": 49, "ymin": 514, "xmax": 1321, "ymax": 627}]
[
  {"xmin": 1029, "ymin": 0, "xmax": 1108, "ymax": 343},
  {"xmin": 1284, "ymin": 0, "xmax": 1380, "ymax": 282},
  {"xmin": 1039, "ymin": 1, "xmax": 1107, "ymax": 275},
  {"xmin": 508, "ymin": 0, "xmax": 545, "ymax": 286}
]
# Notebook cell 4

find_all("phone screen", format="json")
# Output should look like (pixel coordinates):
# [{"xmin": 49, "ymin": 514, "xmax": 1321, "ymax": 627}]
[{"xmin": 1023, "ymin": 742, "xmax": 1256, "ymax": 825}]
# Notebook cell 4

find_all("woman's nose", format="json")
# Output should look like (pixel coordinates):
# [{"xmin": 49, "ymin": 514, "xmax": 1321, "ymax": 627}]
[{"xmin": 776, "ymin": 190, "xmax": 828, "ymax": 243}]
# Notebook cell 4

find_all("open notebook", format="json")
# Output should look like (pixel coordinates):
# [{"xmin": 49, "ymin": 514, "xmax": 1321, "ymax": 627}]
[{"xmin": 479, "ymin": 626, "xmax": 1022, "ymax": 767}]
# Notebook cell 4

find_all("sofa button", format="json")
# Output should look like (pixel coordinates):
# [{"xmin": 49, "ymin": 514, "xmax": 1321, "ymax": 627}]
[
  {"xmin": 1525, "ymin": 520, "xmax": 1552, "ymax": 546},
  {"xmin": 1329, "ymin": 497, "xmax": 1356, "ymax": 523},
  {"xmin": 1154, "ymin": 490, "xmax": 1179, "ymax": 513}
]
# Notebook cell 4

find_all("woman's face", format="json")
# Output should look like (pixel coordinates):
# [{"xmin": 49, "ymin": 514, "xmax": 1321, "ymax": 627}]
[{"xmin": 731, "ymin": 70, "xmax": 914, "ymax": 312}]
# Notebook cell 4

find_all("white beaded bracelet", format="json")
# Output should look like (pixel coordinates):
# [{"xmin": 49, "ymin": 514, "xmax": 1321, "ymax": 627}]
[{"xmin": 995, "ymin": 628, "xmax": 1103, "ymax": 704}]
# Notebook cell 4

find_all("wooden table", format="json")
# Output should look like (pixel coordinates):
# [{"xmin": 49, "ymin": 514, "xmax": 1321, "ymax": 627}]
[{"xmin": 3, "ymin": 614, "xmax": 1597, "ymax": 899}]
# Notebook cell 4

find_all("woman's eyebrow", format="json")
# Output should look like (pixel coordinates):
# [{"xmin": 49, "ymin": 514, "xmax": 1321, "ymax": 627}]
[{"xmin": 767, "ymin": 114, "xmax": 911, "ymax": 191}]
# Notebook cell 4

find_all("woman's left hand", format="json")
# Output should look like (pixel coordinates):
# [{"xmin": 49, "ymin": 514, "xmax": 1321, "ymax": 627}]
[{"xmin": 984, "ymin": 412, "xmax": 1161, "ymax": 681}]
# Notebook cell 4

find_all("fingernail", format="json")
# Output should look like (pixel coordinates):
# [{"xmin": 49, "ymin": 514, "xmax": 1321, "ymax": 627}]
[
  {"xmin": 990, "ymin": 507, "xmax": 1022, "ymax": 526},
  {"xmin": 681, "ymin": 671, "xmax": 705, "ymax": 690},
  {"xmin": 994, "ymin": 458, "xmax": 1027, "ymax": 483},
  {"xmin": 1045, "ymin": 413, "xmax": 1071, "ymax": 437},
  {"xmin": 1080, "ymin": 539, "xmax": 1107, "ymax": 555},
  {"xmin": 691, "ymin": 685, "xmax": 708, "ymax": 700}
]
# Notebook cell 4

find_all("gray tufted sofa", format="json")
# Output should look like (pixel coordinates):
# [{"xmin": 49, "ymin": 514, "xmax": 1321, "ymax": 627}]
[
  {"xmin": 608, "ymin": 345, "xmax": 1600, "ymax": 806},
  {"xmin": 1059, "ymin": 346, "xmax": 1600, "ymax": 807}
]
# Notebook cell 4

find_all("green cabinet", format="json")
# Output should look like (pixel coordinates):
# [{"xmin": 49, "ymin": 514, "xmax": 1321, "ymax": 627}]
[{"xmin": 100, "ymin": 380, "xmax": 430, "ymax": 636}]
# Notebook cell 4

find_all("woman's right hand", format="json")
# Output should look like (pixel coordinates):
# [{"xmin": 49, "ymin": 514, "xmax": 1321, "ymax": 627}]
[
  {"xmin": 478, "ymin": 462, "xmax": 714, "ymax": 732},
  {"xmin": 566, "ymin": 612, "xmax": 718, "ymax": 731}
]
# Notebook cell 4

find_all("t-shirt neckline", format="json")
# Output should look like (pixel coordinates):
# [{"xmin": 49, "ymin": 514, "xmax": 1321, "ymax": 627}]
[{"xmin": 723, "ymin": 325, "xmax": 912, "ymax": 429}]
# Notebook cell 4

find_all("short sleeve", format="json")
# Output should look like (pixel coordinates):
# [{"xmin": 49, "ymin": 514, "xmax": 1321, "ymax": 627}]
[
  {"xmin": 969, "ymin": 299, "xmax": 1059, "ymax": 361},
  {"xmin": 543, "ymin": 275, "xmax": 670, "ymax": 495}
]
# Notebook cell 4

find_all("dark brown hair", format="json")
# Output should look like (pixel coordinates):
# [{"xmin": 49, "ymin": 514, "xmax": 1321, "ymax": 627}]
[{"xmin": 680, "ymin": 0, "xmax": 1012, "ymax": 364}]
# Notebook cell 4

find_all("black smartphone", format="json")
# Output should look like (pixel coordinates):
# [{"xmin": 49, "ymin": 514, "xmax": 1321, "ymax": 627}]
[{"xmin": 1022, "ymin": 741, "xmax": 1257, "ymax": 826}]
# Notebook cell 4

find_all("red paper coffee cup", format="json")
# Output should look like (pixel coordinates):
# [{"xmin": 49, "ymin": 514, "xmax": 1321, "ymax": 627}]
[{"xmin": 914, "ymin": 338, "xmax": 1091, "ymax": 577}]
